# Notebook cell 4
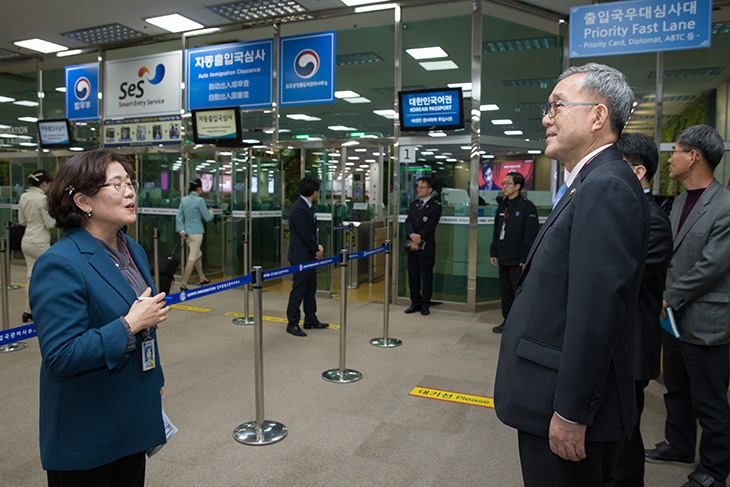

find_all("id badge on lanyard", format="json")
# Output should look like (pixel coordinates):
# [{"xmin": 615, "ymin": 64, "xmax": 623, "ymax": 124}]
[{"xmin": 142, "ymin": 337, "xmax": 156, "ymax": 371}]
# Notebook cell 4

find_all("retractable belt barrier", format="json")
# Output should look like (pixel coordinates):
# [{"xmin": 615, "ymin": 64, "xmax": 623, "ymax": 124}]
[{"xmin": 0, "ymin": 244, "xmax": 389, "ymax": 346}]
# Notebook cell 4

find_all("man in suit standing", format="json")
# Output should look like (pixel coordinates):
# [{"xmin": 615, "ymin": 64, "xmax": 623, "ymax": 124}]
[
  {"xmin": 607, "ymin": 133, "xmax": 673, "ymax": 487},
  {"xmin": 494, "ymin": 63, "xmax": 649, "ymax": 487},
  {"xmin": 644, "ymin": 125, "xmax": 730, "ymax": 487},
  {"xmin": 404, "ymin": 176, "xmax": 442, "ymax": 316},
  {"xmin": 489, "ymin": 171, "xmax": 539, "ymax": 334},
  {"xmin": 286, "ymin": 177, "xmax": 328, "ymax": 337}
]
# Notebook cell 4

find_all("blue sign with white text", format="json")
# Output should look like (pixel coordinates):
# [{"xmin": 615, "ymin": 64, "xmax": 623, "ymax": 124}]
[
  {"xmin": 186, "ymin": 40, "xmax": 273, "ymax": 111},
  {"xmin": 569, "ymin": 0, "xmax": 712, "ymax": 58},
  {"xmin": 65, "ymin": 63, "xmax": 99, "ymax": 121},
  {"xmin": 279, "ymin": 31, "xmax": 336, "ymax": 107}
]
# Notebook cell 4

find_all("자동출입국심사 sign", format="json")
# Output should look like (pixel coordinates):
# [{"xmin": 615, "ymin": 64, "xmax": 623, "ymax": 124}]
[
  {"xmin": 569, "ymin": 0, "xmax": 712, "ymax": 58},
  {"xmin": 186, "ymin": 40, "xmax": 273, "ymax": 111}
]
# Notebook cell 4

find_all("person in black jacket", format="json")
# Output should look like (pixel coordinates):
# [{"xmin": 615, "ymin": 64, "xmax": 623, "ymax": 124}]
[
  {"xmin": 607, "ymin": 133, "xmax": 672, "ymax": 486},
  {"xmin": 404, "ymin": 177, "xmax": 442, "ymax": 316},
  {"xmin": 285, "ymin": 177, "xmax": 328, "ymax": 337},
  {"xmin": 489, "ymin": 172, "xmax": 538, "ymax": 333}
]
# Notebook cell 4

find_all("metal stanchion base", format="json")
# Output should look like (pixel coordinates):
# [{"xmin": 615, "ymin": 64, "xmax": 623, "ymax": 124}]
[
  {"xmin": 369, "ymin": 337, "xmax": 403, "ymax": 348},
  {"xmin": 232, "ymin": 317, "xmax": 255, "ymax": 325},
  {"xmin": 322, "ymin": 368, "xmax": 363, "ymax": 383},
  {"xmin": 346, "ymin": 284, "xmax": 360, "ymax": 289},
  {"xmin": 6, "ymin": 285, "xmax": 20, "ymax": 290},
  {"xmin": 0, "ymin": 342, "xmax": 27, "ymax": 353},
  {"xmin": 233, "ymin": 420, "xmax": 287, "ymax": 446}
]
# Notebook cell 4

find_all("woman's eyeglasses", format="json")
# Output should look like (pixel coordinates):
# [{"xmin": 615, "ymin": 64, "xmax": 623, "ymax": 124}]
[{"xmin": 101, "ymin": 180, "xmax": 139, "ymax": 192}]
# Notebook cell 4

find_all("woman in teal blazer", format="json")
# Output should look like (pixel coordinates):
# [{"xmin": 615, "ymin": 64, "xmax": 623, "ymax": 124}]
[
  {"xmin": 175, "ymin": 177, "xmax": 214, "ymax": 290},
  {"xmin": 30, "ymin": 150, "xmax": 170, "ymax": 486}
]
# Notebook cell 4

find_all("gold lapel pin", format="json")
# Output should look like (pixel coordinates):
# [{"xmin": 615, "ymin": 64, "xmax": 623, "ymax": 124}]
[{"xmin": 569, "ymin": 188, "xmax": 576, "ymax": 196}]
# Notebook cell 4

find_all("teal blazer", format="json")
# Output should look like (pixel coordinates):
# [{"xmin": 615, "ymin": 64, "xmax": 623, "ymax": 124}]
[
  {"xmin": 176, "ymin": 192, "xmax": 213, "ymax": 234},
  {"xmin": 30, "ymin": 227, "xmax": 165, "ymax": 471}
]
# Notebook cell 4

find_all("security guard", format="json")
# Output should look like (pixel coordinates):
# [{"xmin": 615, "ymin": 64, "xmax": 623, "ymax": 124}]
[{"xmin": 489, "ymin": 172, "xmax": 538, "ymax": 333}]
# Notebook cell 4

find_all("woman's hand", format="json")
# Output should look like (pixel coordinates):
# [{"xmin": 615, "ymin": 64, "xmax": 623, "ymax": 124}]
[{"xmin": 124, "ymin": 287, "xmax": 169, "ymax": 334}]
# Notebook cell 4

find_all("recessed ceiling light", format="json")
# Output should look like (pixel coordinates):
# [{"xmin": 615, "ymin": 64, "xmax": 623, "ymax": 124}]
[
  {"xmin": 483, "ymin": 154, "xmax": 495, "ymax": 159},
  {"xmin": 344, "ymin": 97, "xmax": 371, "ymax": 104},
  {"xmin": 491, "ymin": 119, "xmax": 513, "ymax": 125},
  {"xmin": 18, "ymin": 116, "xmax": 38, "ymax": 122},
  {"xmin": 448, "ymin": 82, "xmax": 472, "ymax": 90},
  {"xmin": 504, "ymin": 130, "xmax": 523, "ymax": 135},
  {"xmin": 419, "ymin": 60, "xmax": 458, "ymax": 71},
  {"xmin": 328, "ymin": 125, "xmax": 357, "ymax": 131},
  {"xmin": 373, "ymin": 109, "xmax": 396, "ymax": 119},
  {"xmin": 407, "ymin": 46, "xmax": 448, "ymax": 60},
  {"xmin": 528, "ymin": 150, "xmax": 542, "ymax": 154},
  {"xmin": 13, "ymin": 100, "xmax": 39, "ymax": 107},
  {"xmin": 286, "ymin": 114, "xmax": 321, "ymax": 122},
  {"xmin": 335, "ymin": 90, "xmax": 360, "ymax": 98},
  {"xmin": 421, "ymin": 151, "xmax": 433, "ymax": 156},
  {"xmin": 57, "ymin": 49, "xmax": 85, "ymax": 57},
  {"xmin": 354, "ymin": 2, "xmax": 396, "ymax": 13},
  {"xmin": 55, "ymin": 87, "xmax": 67, "ymax": 93},
  {"xmin": 14, "ymin": 38, "xmax": 68, "ymax": 54},
  {"xmin": 145, "ymin": 14, "xmax": 203, "ymax": 33},
  {"xmin": 0, "ymin": 96, "xmax": 15, "ymax": 103},
  {"xmin": 480, "ymin": 104, "xmax": 499, "ymax": 111},
  {"xmin": 429, "ymin": 132, "xmax": 447, "ymax": 138}
]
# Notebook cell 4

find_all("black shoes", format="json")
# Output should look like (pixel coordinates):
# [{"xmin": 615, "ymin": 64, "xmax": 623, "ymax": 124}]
[
  {"xmin": 180, "ymin": 284, "xmax": 189, "ymax": 291},
  {"xmin": 286, "ymin": 324, "xmax": 307, "ymax": 337},
  {"xmin": 22, "ymin": 312, "xmax": 33, "ymax": 323},
  {"xmin": 404, "ymin": 305, "xmax": 422, "ymax": 314},
  {"xmin": 303, "ymin": 322, "xmax": 329, "ymax": 329},
  {"xmin": 199, "ymin": 279, "xmax": 211, "ymax": 285},
  {"xmin": 644, "ymin": 441, "xmax": 694, "ymax": 464},
  {"xmin": 492, "ymin": 323, "xmax": 504, "ymax": 333},
  {"xmin": 682, "ymin": 472, "xmax": 725, "ymax": 487},
  {"xmin": 421, "ymin": 308, "xmax": 430, "ymax": 316}
]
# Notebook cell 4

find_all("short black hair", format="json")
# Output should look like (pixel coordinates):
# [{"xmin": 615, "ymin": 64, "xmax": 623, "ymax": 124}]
[
  {"xmin": 616, "ymin": 133, "xmax": 659, "ymax": 180},
  {"xmin": 481, "ymin": 162, "xmax": 494, "ymax": 176},
  {"xmin": 417, "ymin": 177, "xmax": 434, "ymax": 189},
  {"xmin": 506, "ymin": 171, "xmax": 525, "ymax": 191},
  {"xmin": 27, "ymin": 169, "xmax": 52, "ymax": 187},
  {"xmin": 676, "ymin": 124, "xmax": 725, "ymax": 169},
  {"xmin": 299, "ymin": 177, "xmax": 321, "ymax": 197},
  {"xmin": 189, "ymin": 177, "xmax": 202, "ymax": 192}
]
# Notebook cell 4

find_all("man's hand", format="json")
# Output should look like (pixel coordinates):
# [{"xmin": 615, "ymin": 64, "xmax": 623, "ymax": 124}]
[
  {"xmin": 409, "ymin": 242, "xmax": 420, "ymax": 252},
  {"xmin": 315, "ymin": 244, "xmax": 324, "ymax": 260},
  {"xmin": 549, "ymin": 412, "xmax": 587, "ymax": 462},
  {"xmin": 660, "ymin": 299, "xmax": 669, "ymax": 320},
  {"xmin": 490, "ymin": 257, "xmax": 498, "ymax": 266},
  {"xmin": 411, "ymin": 234, "xmax": 422, "ymax": 245}
]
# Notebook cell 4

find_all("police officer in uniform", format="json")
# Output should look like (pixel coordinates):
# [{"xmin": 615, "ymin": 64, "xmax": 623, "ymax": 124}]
[
  {"xmin": 489, "ymin": 172, "xmax": 538, "ymax": 333},
  {"xmin": 404, "ymin": 177, "xmax": 442, "ymax": 316}
]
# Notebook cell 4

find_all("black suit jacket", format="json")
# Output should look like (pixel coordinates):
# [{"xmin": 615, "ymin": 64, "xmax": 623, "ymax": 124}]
[
  {"xmin": 494, "ymin": 145, "xmax": 649, "ymax": 442},
  {"xmin": 635, "ymin": 193, "xmax": 672, "ymax": 380},
  {"xmin": 288, "ymin": 196, "xmax": 320, "ymax": 265},
  {"xmin": 404, "ymin": 198, "xmax": 442, "ymax": 258}
]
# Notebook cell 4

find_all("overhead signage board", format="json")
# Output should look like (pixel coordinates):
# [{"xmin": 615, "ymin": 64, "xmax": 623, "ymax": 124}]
[
  {"xmin": 104, "ymin": 51, "xmax": 182, "ymax": 119},
  {"xmin": 186, "ymin": 40, "xmax": 273, "ymax": 111},
  {"xmin": 103, "ymin": 115, "xmax": 181, "ymax": 147},
  {"xmin": 398, "ymin": 87, "xmax": 464, "ymax": 132},
  {"xmin": 569, "ymin": 0, "xmax": 712, "ymax": 58},
  {"xmin": 279, "ymin": 31, "xmax": 336, "ymax": 107},
  {"xmin": 65, "ymin": 63, "xmax": 99, "ymax": 121}
]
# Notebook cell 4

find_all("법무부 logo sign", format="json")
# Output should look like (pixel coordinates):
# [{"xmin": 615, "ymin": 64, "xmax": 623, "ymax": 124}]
[
  {"xmin": 65, "ymin": 63, "xmax": 99, "ymax": 121},
  {"xmin": 294, "ymin": 49, "xmax": 320, "ymax": 79},
  {"xmin": 279, "ymin": 31, "xmax": 335, "ymax": 107}
]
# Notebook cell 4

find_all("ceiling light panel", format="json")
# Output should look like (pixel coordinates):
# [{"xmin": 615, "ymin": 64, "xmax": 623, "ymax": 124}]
[
  {"xmin": 0, "ymin": 48, "xmax": 22, "ymax": 59},
  {"xmin": 419, "ymin": 60, "xmax": 458, "ymax": 71},
  {"xmin": 145, "ymin": 14, "xmax": 203, "ymax": 33},
  {"xmin": 406, "ymin": 46, "xmax": 447, "ymax": 60},
  {"xmin": 64, "ymin": 24, "xmax": 146, "ymax": 45},
  {"xmin": 483, "ymin": 36, "xmax": 557, "ymax": 53},
  {"xmin": 207, "ymin": 0, "xmax": 307, "ymax": 22},
  {"xmin": 336, "ymin": 52, "xmax": 383, "ymax": 66},
  {"xmin": 14, "ymin": 38, "xmax": 68, "ymax": 53}
]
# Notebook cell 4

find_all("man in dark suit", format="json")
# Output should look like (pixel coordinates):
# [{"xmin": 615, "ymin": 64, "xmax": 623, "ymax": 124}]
[
  {"xmin": 489, "ymin": 171, "xmax": 539, "ymax": 334},
  {"xmin": 606, "ymin": 133, "xmax": 672, "ymax": 487},
  {"xmin": 286, "ymin": 177, "xmax": 328, "ymax": 337},
  {"xmin": 404, "ymin": 176, "xmax": 442, "ymax": 316},
  {"xmin": 644, "ymin": 125, "xmax": 730, "ymax": 487},
  {"xmin": 494, "ymin": 63, "xmax": 649, "ymax": 487}
]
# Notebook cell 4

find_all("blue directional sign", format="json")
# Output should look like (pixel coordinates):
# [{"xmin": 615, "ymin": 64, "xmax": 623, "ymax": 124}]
[
  {"xmin": 279, "ymin": 31, "xmax": 336, "ymax": 107},
  {"xmin": 186, "ymin": 40, "xmax": 273, "ymax": 111},
  {"xmin": 570, "ymin": 0, "xmax": 712, "ymax": 58},
  {"xmin": 65, "ymin": 63, "xmax": 99, "ymax": 121}
]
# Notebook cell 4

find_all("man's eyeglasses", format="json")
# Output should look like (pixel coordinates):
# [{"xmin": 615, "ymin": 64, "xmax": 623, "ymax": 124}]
[
  {"xmin": 669, "ymin": 149, "xmax": 692, "ymax": 156},
  {"xmin": 502, "ymin": 181, "xmax": 515, "ymax": 186},
  {"xmin": 101, "ymin": 180, "xmax": 139, "ymax": 193},
  {"xmin": 541, "ymin": 101, "xmax": 600, "ymax": 118}
]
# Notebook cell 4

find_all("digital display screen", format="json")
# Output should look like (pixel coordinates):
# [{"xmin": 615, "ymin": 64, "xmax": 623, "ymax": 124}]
[
  {"xmin": 398, "ymin": 87, "xmax": 464, "ymax": 132},
  {"xmin": 191, "ymin": 107, "xmax": 242, "ymax": 146},
  {"xmin": 37, "ymin": 119, "xmax": 72, "ymax": 147}
]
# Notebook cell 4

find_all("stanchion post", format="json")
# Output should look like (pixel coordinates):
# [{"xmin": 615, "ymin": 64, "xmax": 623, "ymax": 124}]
[
  {"xmin": 4, "ymin": 221, "xmax": 20, "ymax": 291},
  {"xmin": 233, "ymin": 232, "xmax": 254, "ymax": 325},
  {"xmin": 0, "ymin": 238, "xmax": 26, "ymax": 353},
  {"xmin": 346, "ymin": 225, "xmax": 359, "ymax": 290},
  {"xmin": 233, "ymin": 266, "xmax": 287, "ymax": 445},
  {"xmin": 322, "ymin": 249, "xmax": 362, "ymax": 383},
  {"xmin": 152, "ymin": 228, "xmax": 160, "ymax": 293},
  {"xmin": 370, "ymin": 240, "xmax": 401, "ymax": 348}
]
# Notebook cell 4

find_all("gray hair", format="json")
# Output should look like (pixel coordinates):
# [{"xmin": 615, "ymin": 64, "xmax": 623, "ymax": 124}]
[
  {"xmin": 676, "ymin": 124, "xmax": 725, "ymax": 169},
  {"xmin": 558, "ymin": 63, "xmax": 635, "ymax": 136}
]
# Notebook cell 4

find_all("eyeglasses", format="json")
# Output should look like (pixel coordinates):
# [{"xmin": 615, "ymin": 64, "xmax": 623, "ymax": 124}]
[
  {"xmin": 669, "ymin": 149, "xmax": 692, "ymax": 156},
  {"xmin": 100, "ymin": 179, "xmax": 139, "ymax": 193},
  {"xmin": 502, "ymin": 181, "xmax": 515, "ymax": 186},
  {"xmin": 541, "ymin": 101, "xmax": 600, "ymax": 119}
]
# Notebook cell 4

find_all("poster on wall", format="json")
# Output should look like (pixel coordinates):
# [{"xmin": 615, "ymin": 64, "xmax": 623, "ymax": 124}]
[
  {"xmin": 104, "ymin": 51, "xmax": 182, "ymax": 119},
  {"xmin": 479, "ymin": 160, "xmax": 534, "ymax": 191},
  {"xmin": 279, "ymin": 30, "xmax": 336, "ymax": 106},
  {"xmin": 65, "ymin": 63, "xmax": 99, "ymax": 121},
  {"xmin": 103, "ymin": 115, "xmax": 181, "ymax": 147},
  {"xmin": 186, "ymin": 39, "xmax": 273, "ymax": 111}
]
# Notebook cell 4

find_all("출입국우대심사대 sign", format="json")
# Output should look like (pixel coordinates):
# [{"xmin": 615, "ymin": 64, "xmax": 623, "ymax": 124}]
[{"xmin": 569, "ymin": 0, "xmax": 711, "ymax": 58}]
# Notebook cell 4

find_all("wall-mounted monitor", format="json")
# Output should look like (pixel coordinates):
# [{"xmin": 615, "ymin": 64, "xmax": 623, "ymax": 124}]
[
  {"xmin": 37, "ymin": 119, "xmax": 73, "ymax": 148},
  {"xmin": 398, "ymin": 87, "xmax": 464, "ymax": 132},
  {"xmin": 191, "ymin": 107, "xmax": 242, "ymax": 147}
]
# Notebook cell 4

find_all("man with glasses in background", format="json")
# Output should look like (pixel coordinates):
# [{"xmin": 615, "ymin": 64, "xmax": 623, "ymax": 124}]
[
  {"xmin": 494, "ymin": 63, "xmax": 649, "ymax": 486},
  {"xmin": 489, "ymin": 171, "xmax": 538, "ymax": 334},
  {"xmin": 645, "ymin": 124, "xmax": 730, "ymax": 487}
]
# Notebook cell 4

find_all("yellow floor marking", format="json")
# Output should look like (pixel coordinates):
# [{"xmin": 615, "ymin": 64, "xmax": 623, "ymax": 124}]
[
  {"xmin": 170, "ymin": 304, "xmax": 211, "ymax": 312},
  {"xmin": 409, "ymin": 387, "xmax": 494, "ymax": 408},
  {"xmin": 224, "ymin": 312, "xmax": 339, "ymax": 328}
]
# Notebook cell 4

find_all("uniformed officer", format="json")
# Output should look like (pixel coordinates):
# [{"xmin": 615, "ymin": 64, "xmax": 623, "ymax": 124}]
[
  {"xmin": 489, "ymin": 172, "xmax": 538, "ymax": 333},
  {"xmin": 404, "ymin": 176, "xmax": 442, "ymax": 316}
]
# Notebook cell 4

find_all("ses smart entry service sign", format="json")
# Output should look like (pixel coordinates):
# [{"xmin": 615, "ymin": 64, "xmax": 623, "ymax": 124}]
[
  {"xmin": 65, "ymin": 63, "xmax": 99, "ymax": 121},
  {"xmin": 279, "ymin": 31, "xmax": 336, "ymax": 107},
  {"xmin": 569, "ymin": 0, "xmax": 712, "ymax": 58}
]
